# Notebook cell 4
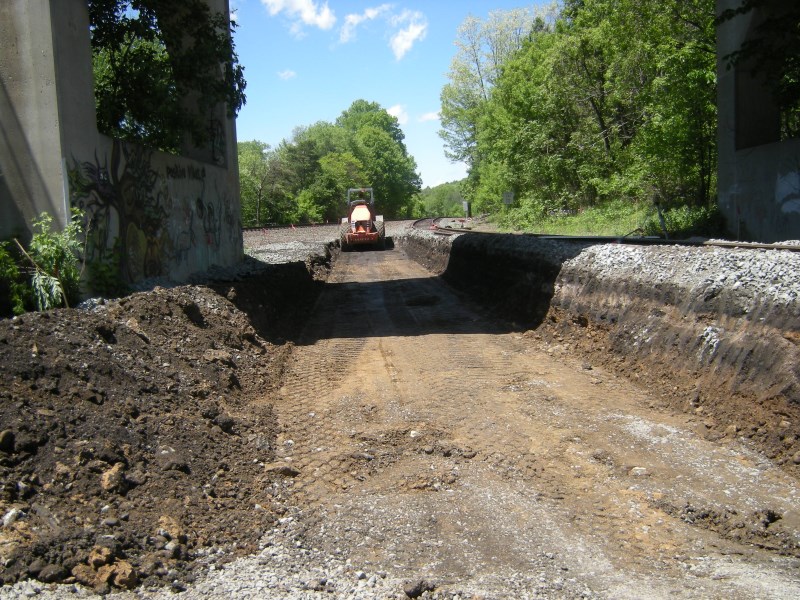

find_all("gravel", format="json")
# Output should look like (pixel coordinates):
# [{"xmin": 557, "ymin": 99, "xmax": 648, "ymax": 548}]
[
  {"xmin": 0, "ymin": 505, "xmax": 590, "ymax": 600},
  {"xmin": 566, "ymin": 243, "xmax": 800, "ymax": 314}
]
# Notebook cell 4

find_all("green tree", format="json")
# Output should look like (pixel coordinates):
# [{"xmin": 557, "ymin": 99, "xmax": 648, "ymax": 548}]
[
  {"xmin": 439, "ymin": 7, "xmax": 555, "ymax": 169},
  {"xmin": 238, "ymin": 141, "xmax": 270, "ymax": 227},
  {"xmin": 417, "ymin": 182, "xmax": 465, "ymax": 217},
  {"xmin": 464, "ymin": 0, "xmax": 717, "ymax": 228},
  {"xmin": 310, "ymin": 152, "xmax": 368, "ymax": 222},
  {"xmin": 355, "ymin": 126, "xmax": 421, "ymax": 218},
  {"xmin": 89, "ymin": 0, "xmax": 246, "ymax": 152},
  {"xmin": 336, "ymin": 100, "xmax": 405, "ymax": 144},
  {"xmin": 337, "ymin": 101, "xmax": 422, "ymax": 217},
  {"xmin": 258, "ymin": 100, "xmax": 421, "ymax": 222}
]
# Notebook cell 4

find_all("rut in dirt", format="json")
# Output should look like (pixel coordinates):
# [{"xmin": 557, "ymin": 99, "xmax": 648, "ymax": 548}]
[{"xmin": 265, "ymin": 246, "xmax": 800, "ymax": 600}]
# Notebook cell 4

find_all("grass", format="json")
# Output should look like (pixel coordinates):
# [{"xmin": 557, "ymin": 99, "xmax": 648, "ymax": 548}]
[{"xmin": 519, "ymin": 199, "xmax": 655, "ymax": 237}]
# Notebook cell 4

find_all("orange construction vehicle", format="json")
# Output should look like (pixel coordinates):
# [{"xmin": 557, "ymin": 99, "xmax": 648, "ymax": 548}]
[{"xmin": 339, "ymin": 187, "xmax": 386, "ymax": 251}]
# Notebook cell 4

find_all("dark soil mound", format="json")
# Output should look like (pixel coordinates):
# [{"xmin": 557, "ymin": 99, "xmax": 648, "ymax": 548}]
[{"xmin": 0, "ymin": 261, "xmax": 323, "ymax": 593}]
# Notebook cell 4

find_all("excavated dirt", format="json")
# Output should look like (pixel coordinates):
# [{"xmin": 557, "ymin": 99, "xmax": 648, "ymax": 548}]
[
  {"xmin": 1, "ymin": 223, "xmax": 799, "ymax": 599},
  {"xmin": 0, "ymin": 260, "xmax": 325, "ymax": 593}
]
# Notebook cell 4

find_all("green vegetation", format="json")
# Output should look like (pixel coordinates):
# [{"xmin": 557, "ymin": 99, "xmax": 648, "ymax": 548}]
[
  {"xmin": 238, "ymin": 100, "xmax": 421, "ymax": 226},
  {"xmin": 490, "ymin": 197, "xmax": 724, "ymax": 239},
  {"xmin": 642, "ymin": 204, "xmax": 727, "ymax": 239},
  {"xmin": 0, "ymin": 211, "xmax": 87, "ymax": 317},
  {"xmin": 0, "ymin": 242, "xmax": 28, "ymax": 317},
  {"xmin": 239, "ymin": 1, "xmax": 778, "ymax": 237},
  {"xmin": 89, "ymin": 0, "xmax": 246, "ymax": 152},
  {"xmin": 415, "ymin": 182, "xmax": 465, "ymax": 218},
  {"xmin": 499, "ymin": 199, "xmax": 653, "ymax": 237},
  {"xmin": 438, "ymin": 1, "xmax": 723, "ymax": 236}
]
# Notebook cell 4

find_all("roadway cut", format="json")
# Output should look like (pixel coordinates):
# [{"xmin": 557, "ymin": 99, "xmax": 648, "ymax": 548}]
[
  {"xmin": 1, "ymin": 225, "xmax": 798, "ymax": 598},
  {"xmin": 261, "ymin": 242, "xmax": 800, "ymax": 599}
]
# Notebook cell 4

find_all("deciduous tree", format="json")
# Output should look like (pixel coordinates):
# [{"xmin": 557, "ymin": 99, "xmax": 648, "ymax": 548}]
[{"xmin": 89, "ymin": 0, "xmax": 246, "ymax": 152}]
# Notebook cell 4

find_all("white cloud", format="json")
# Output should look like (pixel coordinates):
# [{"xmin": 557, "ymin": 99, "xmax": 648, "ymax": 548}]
[
  {"xmin": 418, "ymin": 111, "xmax": 439, "ymax": 123},
  {"xmin": 261, "ymin": 0, "xmax": 336, "ymax": 31},
  {"xmin": 340, "ymin": 4, "xmax": 392, "ymax": 43},
  {"xmin": 389, "ymin": 10, "xmax": 427, "ymax": 60},
  {"xmin": 387, "ymin": 104, "xmax": 408, "ymax": 125},
  {"xmin": 278, "ymin": 69, "xmax": 297, "ymax": 80}
]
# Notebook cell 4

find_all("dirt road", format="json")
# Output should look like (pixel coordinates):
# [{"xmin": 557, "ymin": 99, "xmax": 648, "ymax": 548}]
[
  {"xmin": 2, "ymin": 234, "xmax": 798, "ymax": 599},
  {"xmin": 261, "ymin": 243, "xmax": 800, "ymax": 599}
]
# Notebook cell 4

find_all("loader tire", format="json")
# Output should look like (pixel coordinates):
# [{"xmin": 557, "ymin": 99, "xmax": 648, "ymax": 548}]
[
  {"xmin": 339, "ymin": 223, "xmax": 350, "ymax": 251},
  {"xmin": 376, "ymin": 221, "xmax": 386, "ymax": 250}
]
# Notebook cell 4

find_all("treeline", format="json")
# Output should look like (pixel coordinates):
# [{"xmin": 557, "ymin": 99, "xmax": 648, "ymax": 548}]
[
  {"xmin": 440, "ymin": 0, "xmax": 719, "ymax": 229},
  {"xmin": 416, "ymin": 182, "xmax": 465, "ymax": 218},
  {"xmin": 239, "ymin": 100, "xmax": 421, "ymax": 226}
]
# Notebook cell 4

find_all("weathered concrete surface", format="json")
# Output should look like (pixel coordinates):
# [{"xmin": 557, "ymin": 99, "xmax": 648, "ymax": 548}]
[
  {"xmin": 0, "ymin": 0, "xmax": 242, "ymax": 286},
  {"xmin": 0, "ymin": 0, "xmax": 96, "ymax": 237},
  {"xmin": 716, "ymin": 0, "xmax": 800, "ymax": 243}
]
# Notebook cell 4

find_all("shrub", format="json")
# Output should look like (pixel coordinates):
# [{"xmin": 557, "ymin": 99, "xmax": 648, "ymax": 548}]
[
  {"xmin": 643, "ymin": 204, "xmax": 727, "ymax": 239},
  {"xmin": 16, "ymin": 210, "xmax": 85, "ymax": 311},
  {"xmin": 0, "ymin": 242, "xmax": 29, "ymax": 317}
]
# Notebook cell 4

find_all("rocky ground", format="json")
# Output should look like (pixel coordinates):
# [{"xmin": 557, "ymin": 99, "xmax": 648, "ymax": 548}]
[{"xmin": 1, "ymin": 222, "xmax": 798, "ymax": 599}]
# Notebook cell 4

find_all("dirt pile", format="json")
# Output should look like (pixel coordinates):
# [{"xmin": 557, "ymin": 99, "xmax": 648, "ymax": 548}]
[{"xmin": 0, "ymin": 261, "xmax": 323, "ymax": 593}]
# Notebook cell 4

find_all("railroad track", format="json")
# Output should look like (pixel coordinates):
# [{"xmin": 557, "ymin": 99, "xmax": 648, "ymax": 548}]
[{"xmin": 412, "ymin": 217, "xmax": 800, "ymax": 251}]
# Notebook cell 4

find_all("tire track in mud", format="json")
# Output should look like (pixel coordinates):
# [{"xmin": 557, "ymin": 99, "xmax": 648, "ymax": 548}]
[{"xmin": 269, "ymin": 246, "xmax": 800, "ymax": 599}]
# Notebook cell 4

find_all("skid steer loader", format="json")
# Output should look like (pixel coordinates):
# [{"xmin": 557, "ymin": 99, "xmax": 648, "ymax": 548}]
[{"xmin": 339, "ymin": 187, "xmax": 385, "ymax": 251}]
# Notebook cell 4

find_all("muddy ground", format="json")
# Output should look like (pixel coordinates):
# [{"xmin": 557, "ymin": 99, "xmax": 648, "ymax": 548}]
[{"xmin": 1, "ymin": 223, "xmax": 799, "ymax": 598}]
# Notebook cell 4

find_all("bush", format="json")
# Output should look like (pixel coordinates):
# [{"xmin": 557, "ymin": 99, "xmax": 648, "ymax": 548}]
[
  {"xmin": 25, "ymin": 211, "xmax": 84, "ymax": 309},
  {"xmin": 0, "ymin": 242, "xmax": 29, "ymax": 317},
  {"xmin": 643, "ymin": 204, "xmax": 727, "ymax": 239},
  {"xmin": 2, "ymin": 210, "xmax": 86, "ymax": 315},
  {"xmin": 500, "ymin": 198, "xmax": 653, "ymax": 237}
]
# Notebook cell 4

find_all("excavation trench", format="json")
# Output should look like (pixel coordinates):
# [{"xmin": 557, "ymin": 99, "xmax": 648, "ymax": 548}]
[
  {"xmin": 400, "ymin": 229, "xmax": 800, "ymax": 470},
  {"xmin": 1, "ymin": 223, "xmax": 798, "ymax": 599}
]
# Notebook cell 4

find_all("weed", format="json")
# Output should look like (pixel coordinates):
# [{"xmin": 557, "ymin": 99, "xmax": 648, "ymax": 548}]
[
  {"xmin": 643, "ymin": 204, "xmax": 727, "ymax": 239},
  {"xmin": 14, "ymin": 210, "xmax": 84, "ymax": 311},
  {"xmin": 0, "ymin": 242, "xmax": 30, "ymax": 317},
  {"xmin": 504, "ymin": 199, "xmax": 654, "ymax": 237}
]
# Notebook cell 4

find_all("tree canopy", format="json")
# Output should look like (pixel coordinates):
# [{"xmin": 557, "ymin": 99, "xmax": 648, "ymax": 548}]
[
  {"xmin": 440, "ymin": 0, "xmax": 718, "ymax": 229},
  {"xmin": 89, "ymin": 0, "xmax": 246, "ymax": 152},
  {"xmin": 238, "ymin": 101, "xmax": 421, "ymax": 226}
]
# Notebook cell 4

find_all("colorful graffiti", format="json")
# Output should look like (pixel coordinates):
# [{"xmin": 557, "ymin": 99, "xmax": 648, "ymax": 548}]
[{"xmin": 68, "ymin": 139, "xmax": 239, "ymax": 284}]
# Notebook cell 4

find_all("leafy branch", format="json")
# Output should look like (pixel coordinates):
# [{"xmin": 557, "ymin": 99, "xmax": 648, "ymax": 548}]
[{"xmin": 12, "ymin": 211, "xmax": 85, "ymax": 311}]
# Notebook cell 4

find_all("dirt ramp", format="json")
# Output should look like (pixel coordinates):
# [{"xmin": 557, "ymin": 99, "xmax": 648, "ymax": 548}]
[{"xmin": 401, "ymin": 230, "xmax": 800, "ymax": 470}]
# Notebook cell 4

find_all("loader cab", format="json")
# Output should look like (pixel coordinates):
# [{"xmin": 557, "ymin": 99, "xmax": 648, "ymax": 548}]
[{"xmin": 340, "ymin": 187, "xmax": 385, "ymax": 250}]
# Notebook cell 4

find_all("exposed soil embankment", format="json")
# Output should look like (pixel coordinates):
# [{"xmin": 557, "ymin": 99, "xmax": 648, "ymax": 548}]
[
  {"xmin": 400, "ymin": 230, "xmax": 800, "ymax": 470},
  {"xmin": 3, "ymin": 225, "xmax": 800, "ymax": 599}
]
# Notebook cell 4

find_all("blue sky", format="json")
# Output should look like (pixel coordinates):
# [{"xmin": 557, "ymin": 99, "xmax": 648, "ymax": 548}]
[{"xmin": 230, "ymin": 0, "xmax": 546, "ymax": 188}]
